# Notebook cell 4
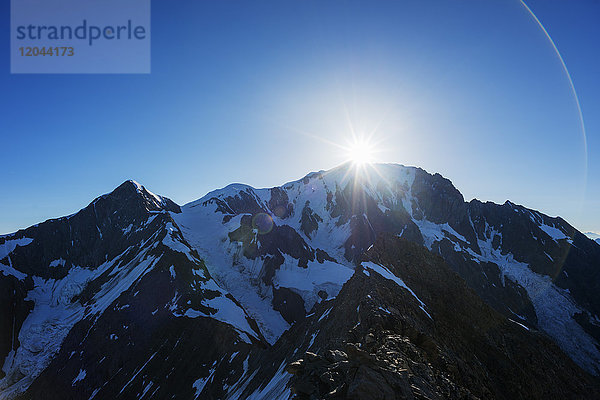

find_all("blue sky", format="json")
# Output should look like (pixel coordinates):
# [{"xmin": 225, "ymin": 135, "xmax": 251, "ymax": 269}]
[{"xmin": 1, "ymin": 0, "xmax": 599, "ymax": 235}]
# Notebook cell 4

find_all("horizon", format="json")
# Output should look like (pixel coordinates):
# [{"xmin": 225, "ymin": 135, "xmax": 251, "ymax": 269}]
[
  {"xmin": 3, "ymin": 161, "xmax": 599, "ymax": 237},
  {"xmin": 1, "ymin": 0, "xmax": 599, "ymax": 235}
]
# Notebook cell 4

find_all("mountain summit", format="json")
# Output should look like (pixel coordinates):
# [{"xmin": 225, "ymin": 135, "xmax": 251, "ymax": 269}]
[{"xmin": 1, "ymin": 163, "xmax": 599, "ymax": 399}]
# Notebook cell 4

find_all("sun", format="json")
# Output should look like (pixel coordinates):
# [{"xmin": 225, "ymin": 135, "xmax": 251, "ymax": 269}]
[{"xmin": 344, "ymin": 138, "xmax": 376, "ymax": 166}]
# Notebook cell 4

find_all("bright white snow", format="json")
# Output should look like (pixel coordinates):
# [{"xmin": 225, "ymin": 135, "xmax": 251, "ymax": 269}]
[
  {"xmin": 273, "ymin": 257, "xmax": 353, "ymax": 312},
  {"xmin": 539, "ymin": 223, "xmax": 569, "ymax": 242}
]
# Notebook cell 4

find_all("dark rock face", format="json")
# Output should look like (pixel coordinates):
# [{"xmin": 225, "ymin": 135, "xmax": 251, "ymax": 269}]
[
  {"xmin": 430, "ymin": 235, "xmax": 538, "ymax": 326},
  {"xmin": 280, "ymin": 236, "xmax": 599, "ymax": 400},
  {"xmin": 411, "ymin": 170, "xmax": 467, "ymax": 226},
  {"xmin": 0, "ymin": 276, "xmax": 33, "ymax": 380},
  {"xmin": 269, "ymin": 187, "xmax": 294, "ymax": 219},
  {"xmin": 273, "ymin": 287, "xmax": 306, "ymax": 324},
  {"xmin": 213, "ymin": 187, "xmax": 267, "ymax": 216},
  {"xmin": 227, "ymin": 214, "xmax": 325, "ymax": 275},
  {"xmin": 18, "ymin": 263, "xmax": 257, "ymax": 400},
  {"xmin": 300, "ymin": 202, "xmax": 322, "ymax": 238}
]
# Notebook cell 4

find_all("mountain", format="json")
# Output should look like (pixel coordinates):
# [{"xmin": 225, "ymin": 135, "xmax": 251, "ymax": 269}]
[
  {"xmin": 0, "ymin": 181, "xmax": 264, "ymax": 399},
  {"xmin": 587, "ymin": 232, "xmax": 600, "ymax": 245},
  {"xmin": 1, "ymin": 164, "xmax": 599, "ymax": 399}
]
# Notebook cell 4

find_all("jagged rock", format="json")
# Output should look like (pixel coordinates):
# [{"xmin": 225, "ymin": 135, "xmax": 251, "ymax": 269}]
[{"xmin": 280, "ymin": 236, "xmax": 599, "ymax": 400}]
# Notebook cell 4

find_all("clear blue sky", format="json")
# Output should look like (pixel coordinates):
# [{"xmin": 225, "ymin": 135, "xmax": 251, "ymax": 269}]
[{"xmin": 1, "ymin": 0, "xmax": 599, "ymax": 235}]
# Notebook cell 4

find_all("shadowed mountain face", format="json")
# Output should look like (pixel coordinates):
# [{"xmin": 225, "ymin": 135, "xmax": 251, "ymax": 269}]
[
  {"xmin": 0, "ymin": 164, "xmax": 599, "ymax": 399},
  {"xmin": 278, "ymin": 236, "xmax": 599, "ymax": 400}
]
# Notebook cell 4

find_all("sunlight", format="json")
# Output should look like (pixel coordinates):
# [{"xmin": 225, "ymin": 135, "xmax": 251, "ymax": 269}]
[{"xmin": 344, "ymin": 138, "xmax": 376, "ymax": 166}]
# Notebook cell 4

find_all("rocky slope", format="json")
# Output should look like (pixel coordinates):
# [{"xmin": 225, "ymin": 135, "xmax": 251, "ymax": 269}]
[
  {"xmin": 279, "ymin": 235, "xmax": 598, "ymax": 399},
  {"xmin": 0, "ymin": 163, "xmax": 599, "ymax": 399}
]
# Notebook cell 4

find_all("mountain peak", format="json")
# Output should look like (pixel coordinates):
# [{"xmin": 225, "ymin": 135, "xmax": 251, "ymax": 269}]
[
  {"xmin": 113, "ymin": 179, "xmax": 142, "ymax": 194},
  {"xmin": 109, "ymin": 180, "xmax": 181, "ymax": 213},
  {"xmin": 114, "ymin": 179, "xmax": 151, "ymax": 195}
]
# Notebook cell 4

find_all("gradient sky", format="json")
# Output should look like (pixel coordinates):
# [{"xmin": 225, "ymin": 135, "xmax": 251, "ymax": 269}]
[{"xmin": 1, "ymin": 0, "xmax": 599, "ymax": 235}]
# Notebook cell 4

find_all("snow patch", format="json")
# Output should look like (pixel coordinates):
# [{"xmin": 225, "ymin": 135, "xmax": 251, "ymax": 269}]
[
  {"xmin": 362, "ymin": 261, "xmax": 432, "ymax": 320},
  {"xmin": 273, "ymin": 257, "xmax": 353, "ymax": 312},
  {"xmin": 539, "ymin": 223, "xmax": 568, "ymax": 242},
  {"xmin": 193, "ymin": 362, "xmax": 217, "ymax": 398},
  {"xmin": 245, "ymin": 361, "xmax": 291, "ymax": 400},
  {"xmin": 0, "ymin": 238, "xmax": 34, "ymax": 260},
  {"xmin": 413, "ymin": 219, "xmax": 466, "ymax": 250},
  {"xmin": 72, "ymin": 369, "xmax": 86, "ymax": 386},
  {"xmin": 175, "ymin": 279, "xmax": 258, "ymax": 343},
  {"xmin": 49, "ymin": 258, "xmax": 66, "ymax": 268},
  {"xmin": 0, "ymin": 264, "xmax": 27, "ymax": 280}
]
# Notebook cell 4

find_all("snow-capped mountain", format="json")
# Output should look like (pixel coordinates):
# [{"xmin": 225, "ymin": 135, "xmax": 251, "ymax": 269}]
[
  {"xmin": 1, "ymin": 163, "xmax": 599, "ymax": 399},
  {"xmin": 0, "ymin": 181, "xmax": 263, "ymax": 399}
]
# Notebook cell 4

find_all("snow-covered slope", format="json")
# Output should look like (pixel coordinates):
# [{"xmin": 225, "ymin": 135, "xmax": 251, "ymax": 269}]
[{"xmin": 174, "ymin": 163, "xmax": 600, "ymax": 375}]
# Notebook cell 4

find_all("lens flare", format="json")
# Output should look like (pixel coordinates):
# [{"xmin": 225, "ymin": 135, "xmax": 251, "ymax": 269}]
[{"xmin": 252, "ymin": 213, "xmax": 274, "ymax": 235}]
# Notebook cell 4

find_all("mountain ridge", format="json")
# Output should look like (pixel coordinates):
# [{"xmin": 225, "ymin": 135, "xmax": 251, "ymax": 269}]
[
  {"xmin": 1, "ymin": 162, "xmax": 599, "ymax": 399},
  {"xmin": 173, "ymin": 162, "xmax": 600, "ymax": 374}
]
